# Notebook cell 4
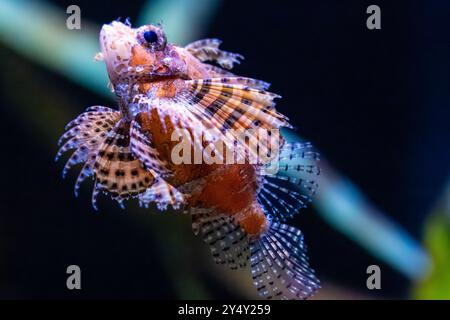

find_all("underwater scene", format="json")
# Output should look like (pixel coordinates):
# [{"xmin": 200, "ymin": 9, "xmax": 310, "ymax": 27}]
[{"xmin": 0, "ymin": 0, "xmax": 449, "ymax": 303}]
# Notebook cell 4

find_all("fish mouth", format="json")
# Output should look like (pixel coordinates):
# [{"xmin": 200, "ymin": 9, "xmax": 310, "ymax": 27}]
[{"xmin": 100, "ymin": 22, "xmax": 137, "ymax": 80}]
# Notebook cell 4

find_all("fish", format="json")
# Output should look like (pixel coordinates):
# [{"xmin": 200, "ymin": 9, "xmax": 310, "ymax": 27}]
[{"xmin": 56, "ymin": 20, "xmax": 321, "ymax": 299}]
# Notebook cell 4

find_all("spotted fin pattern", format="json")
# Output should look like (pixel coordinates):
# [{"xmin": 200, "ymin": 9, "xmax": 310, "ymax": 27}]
[
  {"xmin": 258, "ymin": 143, "xmax": 320, "ymax": 222},
  {"xmin": 185, "ymin": 38, "xmax": 243, "ymax": 69},
  {"xmin": 139, "ymin": 175, "xmax": 184, "ymax": 210},
  {"xmin": 91, "ymin": 119, "xmax": 155, "ymax": 208},
  {"xmin": 56, "ymin": 106, "xmax": 121, "ymax": 198},
  {"xmin": 190, "ymin": 209, "xmax": 250, "ymax": 270},
  {"xmin": 250, "ymin": 223, "xmax": 320, "ymax": 299},
  {"xmin": 56, "ymin": 106, "xmax": 120, "ymax": 165}
]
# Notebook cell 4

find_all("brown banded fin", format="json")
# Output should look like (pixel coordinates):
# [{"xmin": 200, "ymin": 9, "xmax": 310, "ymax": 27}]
[
  {"xmin": 174, "ymin": 77, "xmax": 290, "ymax": 163},
  {"xmin": 185, "ymin": 38, "xmax": 243, "ymax": 69},
  {"xmin": 204, "ymin": 64, "xmax": 236, "ymax": 78},
  {"xmin": 55, "ymin": 106, "xmax": 121, "ymax": 200},
  {"xmin": 203, "ymin": 66, "xmax": 270, "ymax": 90},
  {"xmin": 93, "ymin": 119, "xmax": 155, "ymax": 203},
  {"xmin": 129, "ymin": 116, "xmax": 170, "ymax": 176},
  {"xmin": 177, "ymin": 78, "xmax": 289, "ymax": 133},
  {"xmin": 56, "ymin": 107, "xmax": 120, "ymax": 162}
]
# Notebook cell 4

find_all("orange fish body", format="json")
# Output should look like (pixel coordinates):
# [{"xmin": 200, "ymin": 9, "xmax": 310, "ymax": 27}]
[
  {"xmin": 134, "ymin": 87, "xmax": 267, "ymax": 238},
  {"xmin": 56, "ymin": 20, "xmax": 320, "ymax": 299},
  {"xmin": 127, "ymin": 42, "xmax": 269, "ymax": 237}
]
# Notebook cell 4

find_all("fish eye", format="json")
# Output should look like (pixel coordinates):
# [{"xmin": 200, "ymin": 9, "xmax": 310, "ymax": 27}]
[{"xmin": 143, "ymin": 30, "xmax": 158, "ymax": 44}]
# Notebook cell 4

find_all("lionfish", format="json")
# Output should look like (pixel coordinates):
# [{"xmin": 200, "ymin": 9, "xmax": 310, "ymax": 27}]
[{"xmin": 56, "ymin": 20, "xmax": 321, "ymax": 299}]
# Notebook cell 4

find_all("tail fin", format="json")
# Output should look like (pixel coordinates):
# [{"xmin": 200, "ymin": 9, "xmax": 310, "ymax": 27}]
[{"xmin": 250, "ymin": 222, "xmax": 320, "ymax": 300}]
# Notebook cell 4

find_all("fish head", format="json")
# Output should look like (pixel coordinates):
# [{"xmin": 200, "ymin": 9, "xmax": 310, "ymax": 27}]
[{"xmin": 100, "ymin": 21, "xmax": 187, "ymax": 84}]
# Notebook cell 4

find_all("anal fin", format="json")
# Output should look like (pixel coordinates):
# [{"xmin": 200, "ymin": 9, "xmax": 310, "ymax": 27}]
[{"xmin": 190, "ymin": 208, "xmax": 250, "ymax": 270}]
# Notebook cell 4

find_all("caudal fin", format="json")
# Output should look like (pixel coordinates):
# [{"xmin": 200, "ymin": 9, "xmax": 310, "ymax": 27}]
[{"xmin": 250, "ymin": 222, "xmax": 320, "ymax": 300}]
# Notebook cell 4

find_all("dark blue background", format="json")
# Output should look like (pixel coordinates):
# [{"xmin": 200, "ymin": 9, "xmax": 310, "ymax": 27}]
[{"xmin": 0, "ymin": 0, "xmax": 449, "ymax": 299}]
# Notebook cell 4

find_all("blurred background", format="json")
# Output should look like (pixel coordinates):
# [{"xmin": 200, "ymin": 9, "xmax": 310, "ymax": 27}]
[{"xmin": 0, "ymin": 0, "xmax": 449, "ymax": 299}]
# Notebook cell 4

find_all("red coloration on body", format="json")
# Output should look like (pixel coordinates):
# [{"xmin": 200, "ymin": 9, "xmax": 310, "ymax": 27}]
[{"xmin": 134, "ymin": 89, "xmax": 267, "ymax": 237}]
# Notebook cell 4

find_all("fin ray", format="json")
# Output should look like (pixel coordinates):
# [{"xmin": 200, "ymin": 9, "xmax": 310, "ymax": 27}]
[
  {"xmin": 258, "ymin": 142, "xmax": 320, "ymax": 222},
  {"xmin": 139, "ymin": 175, "xmax": 184, "ymax": 210},
  {"xmin": 129, "ymin": 117, "xmax": 170, "ymax": 176},
  {"xmin": 190, "ymin": 208, "xmax": 250, "ymax": 270},
  {"xmin": 185, "ymin": 39, "xmax": 243, "ymax": 69},
  {"xmin": 250, "ymin": 223, "xmax": 319, "ymax": 299},
  {"xmin": 93, "ymin": 119, "xmax": 155, "ymax": 203}
]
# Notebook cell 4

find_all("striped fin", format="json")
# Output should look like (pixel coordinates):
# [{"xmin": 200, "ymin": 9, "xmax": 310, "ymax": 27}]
[
  {"xmin": 56, "ymin": 106, "xmax": 121, "ymax": 200},
  {"xmin": 190, "ymin": 208, "xmax": 250, "ymax": 270},
  {"xmin": 177, "ymin": 78, "xmax": 289, "ymax": 133},
  {"xmin": 56, "ymin": 107, "xmax": 120, "ymax": 162},
  {"xmin": 204, "ymin": 66, "xmax": 271, "ymax": 90},
  {"xmin": 174, "ymin": 77, "xmax": 290, "ymax": 163},
  {"xmin": 258, "ymin": 142, "xmax": 320, "ymax": 222},
  {"xmin": 250, "ymin": 223, "xmax": 320, "ymax": 299},
  {"xmin": 139, "ymin": 175, "xmax": 184, "ymax": 210},
  {"xmin": 212, "ymin": 77, "xmax": 270, "ymax": 91},
  {"xmin": 185, "ymin": 38, "xmax": 222, "ymax": 51},
  {"xmin": 185, "ymin": 38, "xmax": 243, "ymax": 69},
  {"xmin": 92, "ymin": 119, "xmax": 155, "ymax": 205},
  {"xmin": 204, "ymin": 64, "xmax": 236, "ymax": 77},
  {"xmin": 74, "ymin": 162, "xmax": 94, "ymax": 198},
  {"xmin": 129, "ymin": 115, "xmax": 170, "ymax": 176},
  {"xmin": 63, "ymin": 106, "xmax": 119, "ymax": 132}
]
